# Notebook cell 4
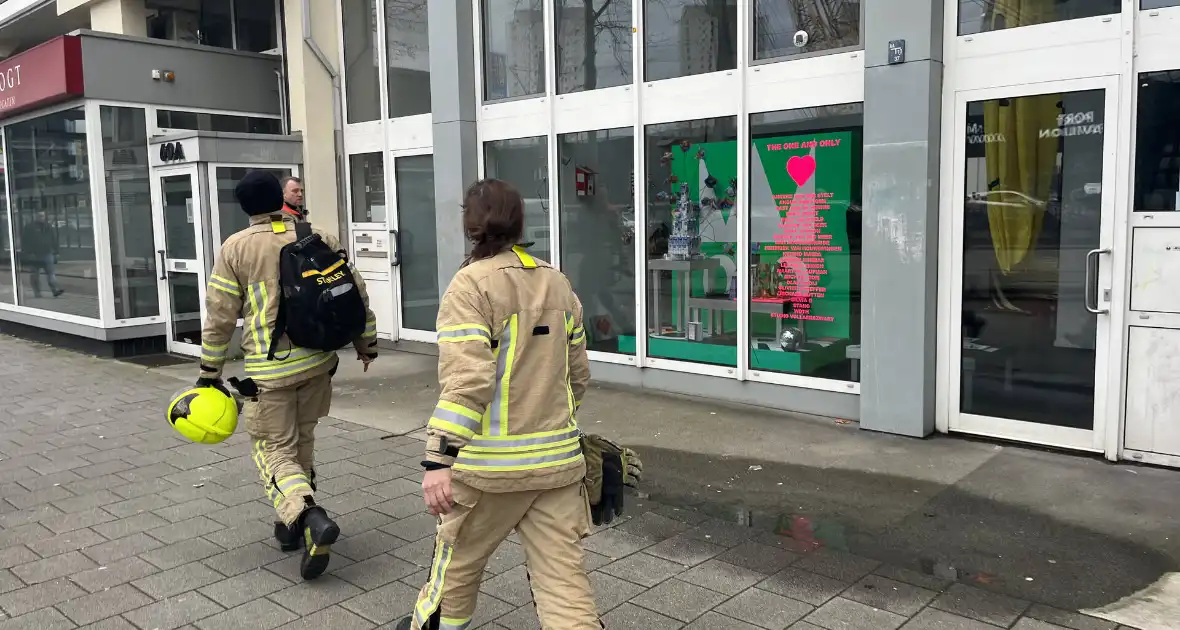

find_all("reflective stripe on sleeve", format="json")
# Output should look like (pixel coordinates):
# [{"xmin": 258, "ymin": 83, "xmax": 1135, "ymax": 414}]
[
  {"xmin": 570, "ymin": 326, "xmax": 586, "ymax": 345},
  {"xmin": 208, "ymin": 275, "xmax": 241, "ymax": 296},
  {"xmin": 437, "ymin": 324, "xmax": 491, "ymax": 345},
  {"xmin": 428, "ymin": 401, "xmax": 483, "ymax": 438},
  {"xmin": 362, "ymin": 317, "xmax": 377, "ymax": 339},
  {"xmin": 201, "ymin": 341, "xmax": 229, "ymax": 365}
]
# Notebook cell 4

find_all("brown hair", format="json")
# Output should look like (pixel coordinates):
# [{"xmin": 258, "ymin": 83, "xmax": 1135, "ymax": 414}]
[{"xmin": 462, "ymin": 178, "xmax": 524, "ymax": 260}]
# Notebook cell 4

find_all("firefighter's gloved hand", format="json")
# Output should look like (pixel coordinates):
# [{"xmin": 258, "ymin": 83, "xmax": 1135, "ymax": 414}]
[
  {"xmin": 592, "ymin": 451, "xmax": 625, "ymax": 526},
  {"xmin": 620, "ymin": 446, "xmax": 642, "ymax": 489}
]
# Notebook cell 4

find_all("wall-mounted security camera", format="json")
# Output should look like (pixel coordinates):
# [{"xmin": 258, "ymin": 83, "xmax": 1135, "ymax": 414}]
[{"xmin": 793, "ymin": 30, "xmax": 809, "ymax": 48}]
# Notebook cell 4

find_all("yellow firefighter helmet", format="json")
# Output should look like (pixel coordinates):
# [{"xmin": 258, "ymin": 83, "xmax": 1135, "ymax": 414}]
[{"xmin": 167, "ymin": 384, "xmax": 239, "ymax": 444}]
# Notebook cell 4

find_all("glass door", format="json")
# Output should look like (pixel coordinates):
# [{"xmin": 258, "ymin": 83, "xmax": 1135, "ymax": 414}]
[
  {"xmin": 152, "ymin": 165, "xmax": 207, "ymax": 357},
  {"xmin": 390, "ymin": 152, "xmax": 438, "ymax": 342},
  {"xmin": 948, "ymin": 77, "xmax": 1119, "ymax": 451}
]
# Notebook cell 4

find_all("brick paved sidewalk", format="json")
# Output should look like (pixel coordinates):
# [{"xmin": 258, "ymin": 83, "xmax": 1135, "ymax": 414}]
[{"xmin": 0, "ymin": 336, "xmax": 1137, "ymax": 630}]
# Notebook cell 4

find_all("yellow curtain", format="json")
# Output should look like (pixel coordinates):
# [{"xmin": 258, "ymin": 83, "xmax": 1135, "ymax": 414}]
[{"xmin": 982, "ymin": 95, "xmax": 1059, "ymax": 274}]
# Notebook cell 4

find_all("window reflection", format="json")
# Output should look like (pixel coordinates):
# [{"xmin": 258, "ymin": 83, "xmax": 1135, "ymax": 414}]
[
  {"xmin": 644, "ymin": 0, "xmax": 737, "ymax": 82},
  {"xmin": 555, "ymin": 0, "xmax": 634, "ymax": 93},
  {"xmin": 395, "ymin": 155, "xmax": 439, "ymax": 330},
  {"xmin": 754, "ymin": 0, "xmax": 860, "ymax": 60},
  {"xmin": 558, "ymin": 128, "xmax": 636, "ymax": 355},
  {"xmin": 386, "ymin": 0, "xmax": 432, "ymax": 117},
  {"xmin": 484, "ymin": 137, "xmax": 551, "ymax": 262},
  {"xmin": 350, "ymin": 154, "xmax": 387, "ymax": 223},
  {"xmin": 0, "ymin": 141, "xmax": 12, "ymax": 305},
  {"xmin": 483, "ymin": 0, "xmax": 545, "ymax": 100},
  {"xmin": 215, "ymin": 167, "xmax": 293, "ymax": 244},
  {"xmin": 1134, "ymin": 71, "xmax": 1180, "ymax": 212},
  {"xmin": 6, "ymin": 109, "xmax": 100, "ymax": 318},
  {"xmin": 957, "ymin": 0, "xmax": 1118, "ymax": 35},
  {"xmin": 102, "ymin": 106, "xmax": 159, "ymax": 320},
  {"xmin": 748, "ymin": 104, "xmax": 863, "ymax": 381},
  {"xmin": 342, "ymin": 0, "xmax": 382, "ymax": 123},
  {"xmin": 643, "ymin": 116, "xmax": 737, "ymax": 366}
]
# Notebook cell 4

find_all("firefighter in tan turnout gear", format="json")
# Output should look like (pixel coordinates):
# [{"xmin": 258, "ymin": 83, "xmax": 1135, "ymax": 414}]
[
  {"xmin": 197, "ymin": 171, "xmax": 378, "ymax": 581},
  {"xmin": 395, "ymin": 179, "xmax": 642, "ymax": 630}
]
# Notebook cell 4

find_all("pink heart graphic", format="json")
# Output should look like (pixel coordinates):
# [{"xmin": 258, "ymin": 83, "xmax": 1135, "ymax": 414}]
[{"xmin": 787, "ymin": 155, "xmax": 816, "ymax": 187}]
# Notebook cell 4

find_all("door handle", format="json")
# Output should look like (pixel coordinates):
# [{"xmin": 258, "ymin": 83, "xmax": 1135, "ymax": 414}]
[
  {"xmin": 389, "ymin": 229, "xmax": 402, "ymax": 267},
  {"xmin": 157, "ymin": 250, "xmax": 167, "ymax": 280},
  {"xmin": 1085, "ymin": 247, "xmax": 1110, "ymax": 314}
]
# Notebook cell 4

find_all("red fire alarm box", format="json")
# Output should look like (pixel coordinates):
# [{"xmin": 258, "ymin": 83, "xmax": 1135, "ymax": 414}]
[{"xmin": 575, "ymin": 166, "xmax": 597, "ymax": 197}]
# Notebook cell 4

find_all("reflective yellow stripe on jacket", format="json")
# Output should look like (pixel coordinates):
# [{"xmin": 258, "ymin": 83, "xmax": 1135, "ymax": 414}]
[{"xmin": 241, "ymin": 281, "xmax": 334, "ymax": 381}]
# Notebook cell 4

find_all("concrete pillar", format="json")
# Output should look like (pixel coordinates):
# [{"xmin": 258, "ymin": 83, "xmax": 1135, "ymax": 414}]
[
  {"xmin": 427, "ymin": 0, "xmax": 478, "ymax": 288},
  {"xmin": 858, "ymin": 0, "xmax": 944, "ymax": 436},
  {"xmin": 59, "ymin": 0, "xmax": 147, "ymax": 37},
  {"xmin": 282, "ymin": 0, "xmax": 343, "ymax": 241}
]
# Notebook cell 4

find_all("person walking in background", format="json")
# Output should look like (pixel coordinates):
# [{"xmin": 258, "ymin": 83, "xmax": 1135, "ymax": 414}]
[
  {"xmin": 21, "ymin": 211, "xmax": 63, "ymax": 298},
  {"xmin": 281, "ymin": 176, "xmax": 307, "ymax": 220}
]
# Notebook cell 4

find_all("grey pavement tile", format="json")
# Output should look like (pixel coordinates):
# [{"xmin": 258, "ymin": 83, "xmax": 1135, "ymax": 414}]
[
  {"xmin": 194, "ymin": 598, "xmax": 298, "ymax": 630},
  {"xmin": 268, "ymin": 575, "xmax": 363, "ymax": 616},
  {"xmin": 274, "ymin": 605, "xmax": 376, "ymax": 630},
  {"xmin": 716, "ymin": 541, "xmax": 801, "ymax": 575},
  {"xmin": 50, "ymin": 489, "xmax": 122, "ymax": 515},
  {"xmin": 352, "ymin": 463, "xmax": 417, "ymax": 483},
  {"xmin": 124, "ymin": 591, "xmax": 225, "ymax": 630},
  {"xmin": 366, "ymin": 478, "xmax": 420, "ymax": 501},
  {"xmin": 27, "ymin": 528, "xmax": 106, "ymax": 559},
  {"xmin": 146, "ymin": 516, "xmax": 223, "ymax": 545},
  {"xmin": 931, "ymin": 583, "xmax": 1031, "ymax": 627},
  {"xmin": 11, "ymin": 549, "xmax": 97, "ymax": 584},
  {"xmin": 0, "ymin": 576, "xmax": 87, "ymax": 617},
  {"xmin": 68, "ymin": 556, "xmax": 161, "ymax": 593},
  {"xmin": 0, "ymin": 570, "xmax": 23, "ymax": 595},
  {"xmin": 486, "ymin": 605, "xmax": 541, "ymax": 630},
  {"xmin": 757, "ymin": 567, "xmax": 849, "ymax": 607},
  {"xmin": 65, "ymin": 474, "xmax": 133, "ymax": 495},
  {"xmin": 334, "ymin": 510, "xmax": 398, "ymax": 540},
  {"xmin": 40, "ymin": 507, "xmax": 116, "ymax": 535},
  {"xmin": 140, "ymin": 538, "xmax": 223, "ymax": 570},
  {"xmin": 16, "ymin": 470, "xmax": 81, "ymax": 492},
  {"xmin": 584, "ymin": 550, "xmax": 612, "ymax": 572},
  {"xmin": 56, "ymin": 583, "xmax": 154, "ymax": 626},
  {"xmin": 338, "ymin": 580, "xmax": 419, "ymax": 625},
  {"xmin": 598, "ymin": 552, "xmax": 687, "ymax": 588},
  {"xmin": 631, "ymin": 578, "xmax": 728, "ymax": 623},
  {"xmin": 30, "ymin": 455, "xmax": 91, "ymax": 476},
  {"xmin": 589, "ymin": 570, "xmax": 646, "ymax": 613},
  {"xmin": 198, "ymin": 568, "xmax": 293, "ymax": 610},
  {"xmin": 600, "ymin": 602, "xmax": 684, "ymax": 629},
  {"xmin": 202, "ymin": 542, "xmax": 289, "ymax": 577},
  {"xmin": 205, "ymin": 502, "xmax": 275, "ymax": 527},
  {"xmin": 117, "ymin": 463, "xmax": 183, "ymax": 485},
  {"xmin": 1024, "ymin": 604, "xmax": 1118, "ymax": 630},
  {"xmin": 5, "ymin": 486, "xmax": 75, "ymax": 511},
  {"xmin": 715, "ymin": 587, "xmax": 815, "ymax": 630},
  {"xmin": 873, "ymin": 564, "xmax": 954, "ymax": 593},
  {"xmin": 332, "ymin": 530, "xmax": 406, "ymax": 562},
  {"xmin": 841, "ymin": 574, "xmax": 937, "ymax": 617},
  {"xmin": 314, "ymin": 473, "xmax": 375, "ymax": 496},
  {"xmin": 351, "ymin": 450, "xmax": 407, "ymax": 468},
  {"xmin": 83, "ymin": 532, "xmax": 164, "ymax": 565},
  {"xmin": 389, "ymin": 537, "xmax": 436, "ymax": 568},
  {"xmin": 0, "ymin": 505, "xmax": 65, "ymax": 530},
  {"xmin": 803, "ymin": 596, "xmax": 906, "ymax": 630},
  {"xmin": 266, "ymin": 553, "xmax": 354, "ymax": 584},
  {"xmin": 901, "ymin": 608, "xmax": 1002, "ymax": 630},
  {"xmin": 480, "ymin": 565, "xmax": 534, "ymax": 607},
  {"xmin": 683, "ymin": 611, "xmax": 764, "ymax": 630},
  {"xmin": 76, "ymin": 617, "xmax": 139, "ymax": 630},
  {"xmin": 372, "ymin": 496, "xmax": 426, "ymax": 521},
  {"xmin": 678, "ymin": 559, "xmax": 767, "ymax": 596},
  {"xmin": 322, "ymin": 489, "xmax": 384, "ymax": 516},
  {"xmin": 111, "ymin": 479, "xmax": 178, "ymax": 501},
  {"xmin": 650, "ymin": 504, "xmax": 711, "ymax": 527},
  {"xmin": 92, "ymin": 513, "xmax": 171, "ymax": 540},
  {"xmin": 793, "ymin": 550, "xmax": 881, "ymax": 583},
  {"xmin": 644, "ymin": 535, "xmax": 727, "ymax": 567},
  {"xmin": 0, "ymin": 547, "xmax": 38, "ymax": 571},
  {"xmin": 790, "ymin": 623, "xmax": 827, "ymax": 629},
  {"xmin": 1013, "ymin": 619, "xmax": 1076, "ymax": 630},
  {"xmin": 132, "ymin": 561, "xmax": 225, "ymax": 599},
  {"xmin": 332, "ymin": 553, "xmax": 418, "ymax": 590},
  {"xmin": 0, "ymin": 607, "xmax": 75, "ymax": 630},
  {"xmin": 104, "ymin": 494, "xmax": 176, "ymax": 519},
  {"xmin": 581, "ymin": 529, "xmax": 655, "ymax": 560},
  {"xmin": 200, "ymin": 519, "xmax": 274, "ymax": 550},
  {"xmin": 614, "ymin": 512, "xmax": 692, "ymax": 543}
]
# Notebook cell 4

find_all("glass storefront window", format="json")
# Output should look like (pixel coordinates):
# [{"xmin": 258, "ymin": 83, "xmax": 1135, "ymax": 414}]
[
  {"xmin": 960, "ymin": 90, "xmax": 1105, "ymax": 428},
  {"xmin": 748, "ymin": 104, "xmax": 863, "ymax": 381},
  {"xmin": 555, "ymin": 0, "xmax": 634, "ymax": 93},
  {"xmin": 754, "ymin": 0, "xmax": 860, "ymax": 61},
  {"xmin": 234, "ymin": 0, "xmax": 278, "ymax": 53},
  {"xmin": 102, "ymin": 106, "xmax": 159, "ymax": 320},
  {"xmin": 215, "ymin": 167, "xmax": 293, "ymax": 244},
  {"xmin": 1134, "ymin": 71, "xmax": 1180, "ymax": 212},
  {"xmin": 958, "ymin": 0, "xmax": 1118, "ymax": 35},
  {"xmin": 0, "ymin": 139, "xmax": 13, "ymax": 305},
  {"xmin": 156, "ymin": 110, "xmax": 282, "ymax": 135},
  {"xmin": 342, "ymin": 0, "xmax": 382, "ymax": 123},
  {"xmin": 5, "ymin": 108, "xmax": 99, "ymax": 318},
  {"xmin": 644, "ymin": 0, "xmax": 737, "ymax": 82},
  {"xmin": 350, "ymin": 153, "xmax": 386, "ymax": 223},
  {"xmin": 484, "ymin": 137, "xmax": 552, "ymax": 262},
  {"xmin": 146, "ymin": 0, "xmax": 234, "ymax": 48},
  {"xmin": 643, "ymin": 116, "xmax": 737, "ymax": 366},
  {"xmin": 395, "ymin": 155, "xmax": 439, "ymax": 330},
  {"xmin": 558, "ymin": 128, "xmax": 636, "ymax": 354},
  {"xmin": 386, "ymin": 0, "xmax": 432, "ymax": 117},
  {"xmin": 483, "ymin": 0, "xmax": 545, "ymax": 100}
]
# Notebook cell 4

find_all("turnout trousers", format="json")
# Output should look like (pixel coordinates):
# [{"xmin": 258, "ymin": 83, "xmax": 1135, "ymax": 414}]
[
  {"xmin": 245, "ymin": 371, "xmax": 332, "ymax": 526},
  {"xmin": 410, "ymin": 480, "xmax": 601, "ymax": 630}
]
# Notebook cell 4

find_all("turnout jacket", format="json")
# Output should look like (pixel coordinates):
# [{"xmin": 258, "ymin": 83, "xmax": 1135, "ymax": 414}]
[
  {"xmin": 425, "ymin": 246, "xmax": 590, "ymax": 493},
  {"xmin": 198, "ymin": 213, "xmax": 378, "ymax": 389}
]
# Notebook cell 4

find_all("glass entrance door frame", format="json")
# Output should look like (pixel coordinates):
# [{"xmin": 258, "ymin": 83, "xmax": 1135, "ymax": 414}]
[
  {"xmin": 151, "ymin": 163, "xmax": 207, "ymax": 358},
  {"xmin": 939, "ymin": 75, "xmax": 1123, "ymax": 454},
  {"xmin": 388, "ymin": 147, "xmax": 435, "ymax": 344}
]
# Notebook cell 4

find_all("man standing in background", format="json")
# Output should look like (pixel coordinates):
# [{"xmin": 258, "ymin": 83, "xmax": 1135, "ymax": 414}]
[
  {"xmin": 21, "ymin": 211, "xmax": 63, "ymax": 299},
  {"xmin": 281, "ymin": 176, "xmax": 308, "ymax": 220}
]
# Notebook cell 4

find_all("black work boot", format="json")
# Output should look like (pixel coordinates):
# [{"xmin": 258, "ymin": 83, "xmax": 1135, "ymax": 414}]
[
  {"xmin": 394, "ymin": 616, "xmax": 413, "ymax": 630},
  {"xmin": 298, "ymin": 500, "xmax": 339, "ymax": 580},
  {"xmin": 273, "ymin": 521, "xmax": 301, "ymax": 552}
]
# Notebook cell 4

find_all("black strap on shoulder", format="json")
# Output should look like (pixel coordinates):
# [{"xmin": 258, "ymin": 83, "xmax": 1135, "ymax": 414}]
[{"xmin": 295, "ymin": 221, "xmax": 312, "ymax": 241}]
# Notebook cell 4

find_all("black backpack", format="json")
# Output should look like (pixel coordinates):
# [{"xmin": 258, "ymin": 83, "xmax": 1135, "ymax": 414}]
[{"xmin": 267, "ymin": 222, "xmax": 367, "ymax": 360}]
